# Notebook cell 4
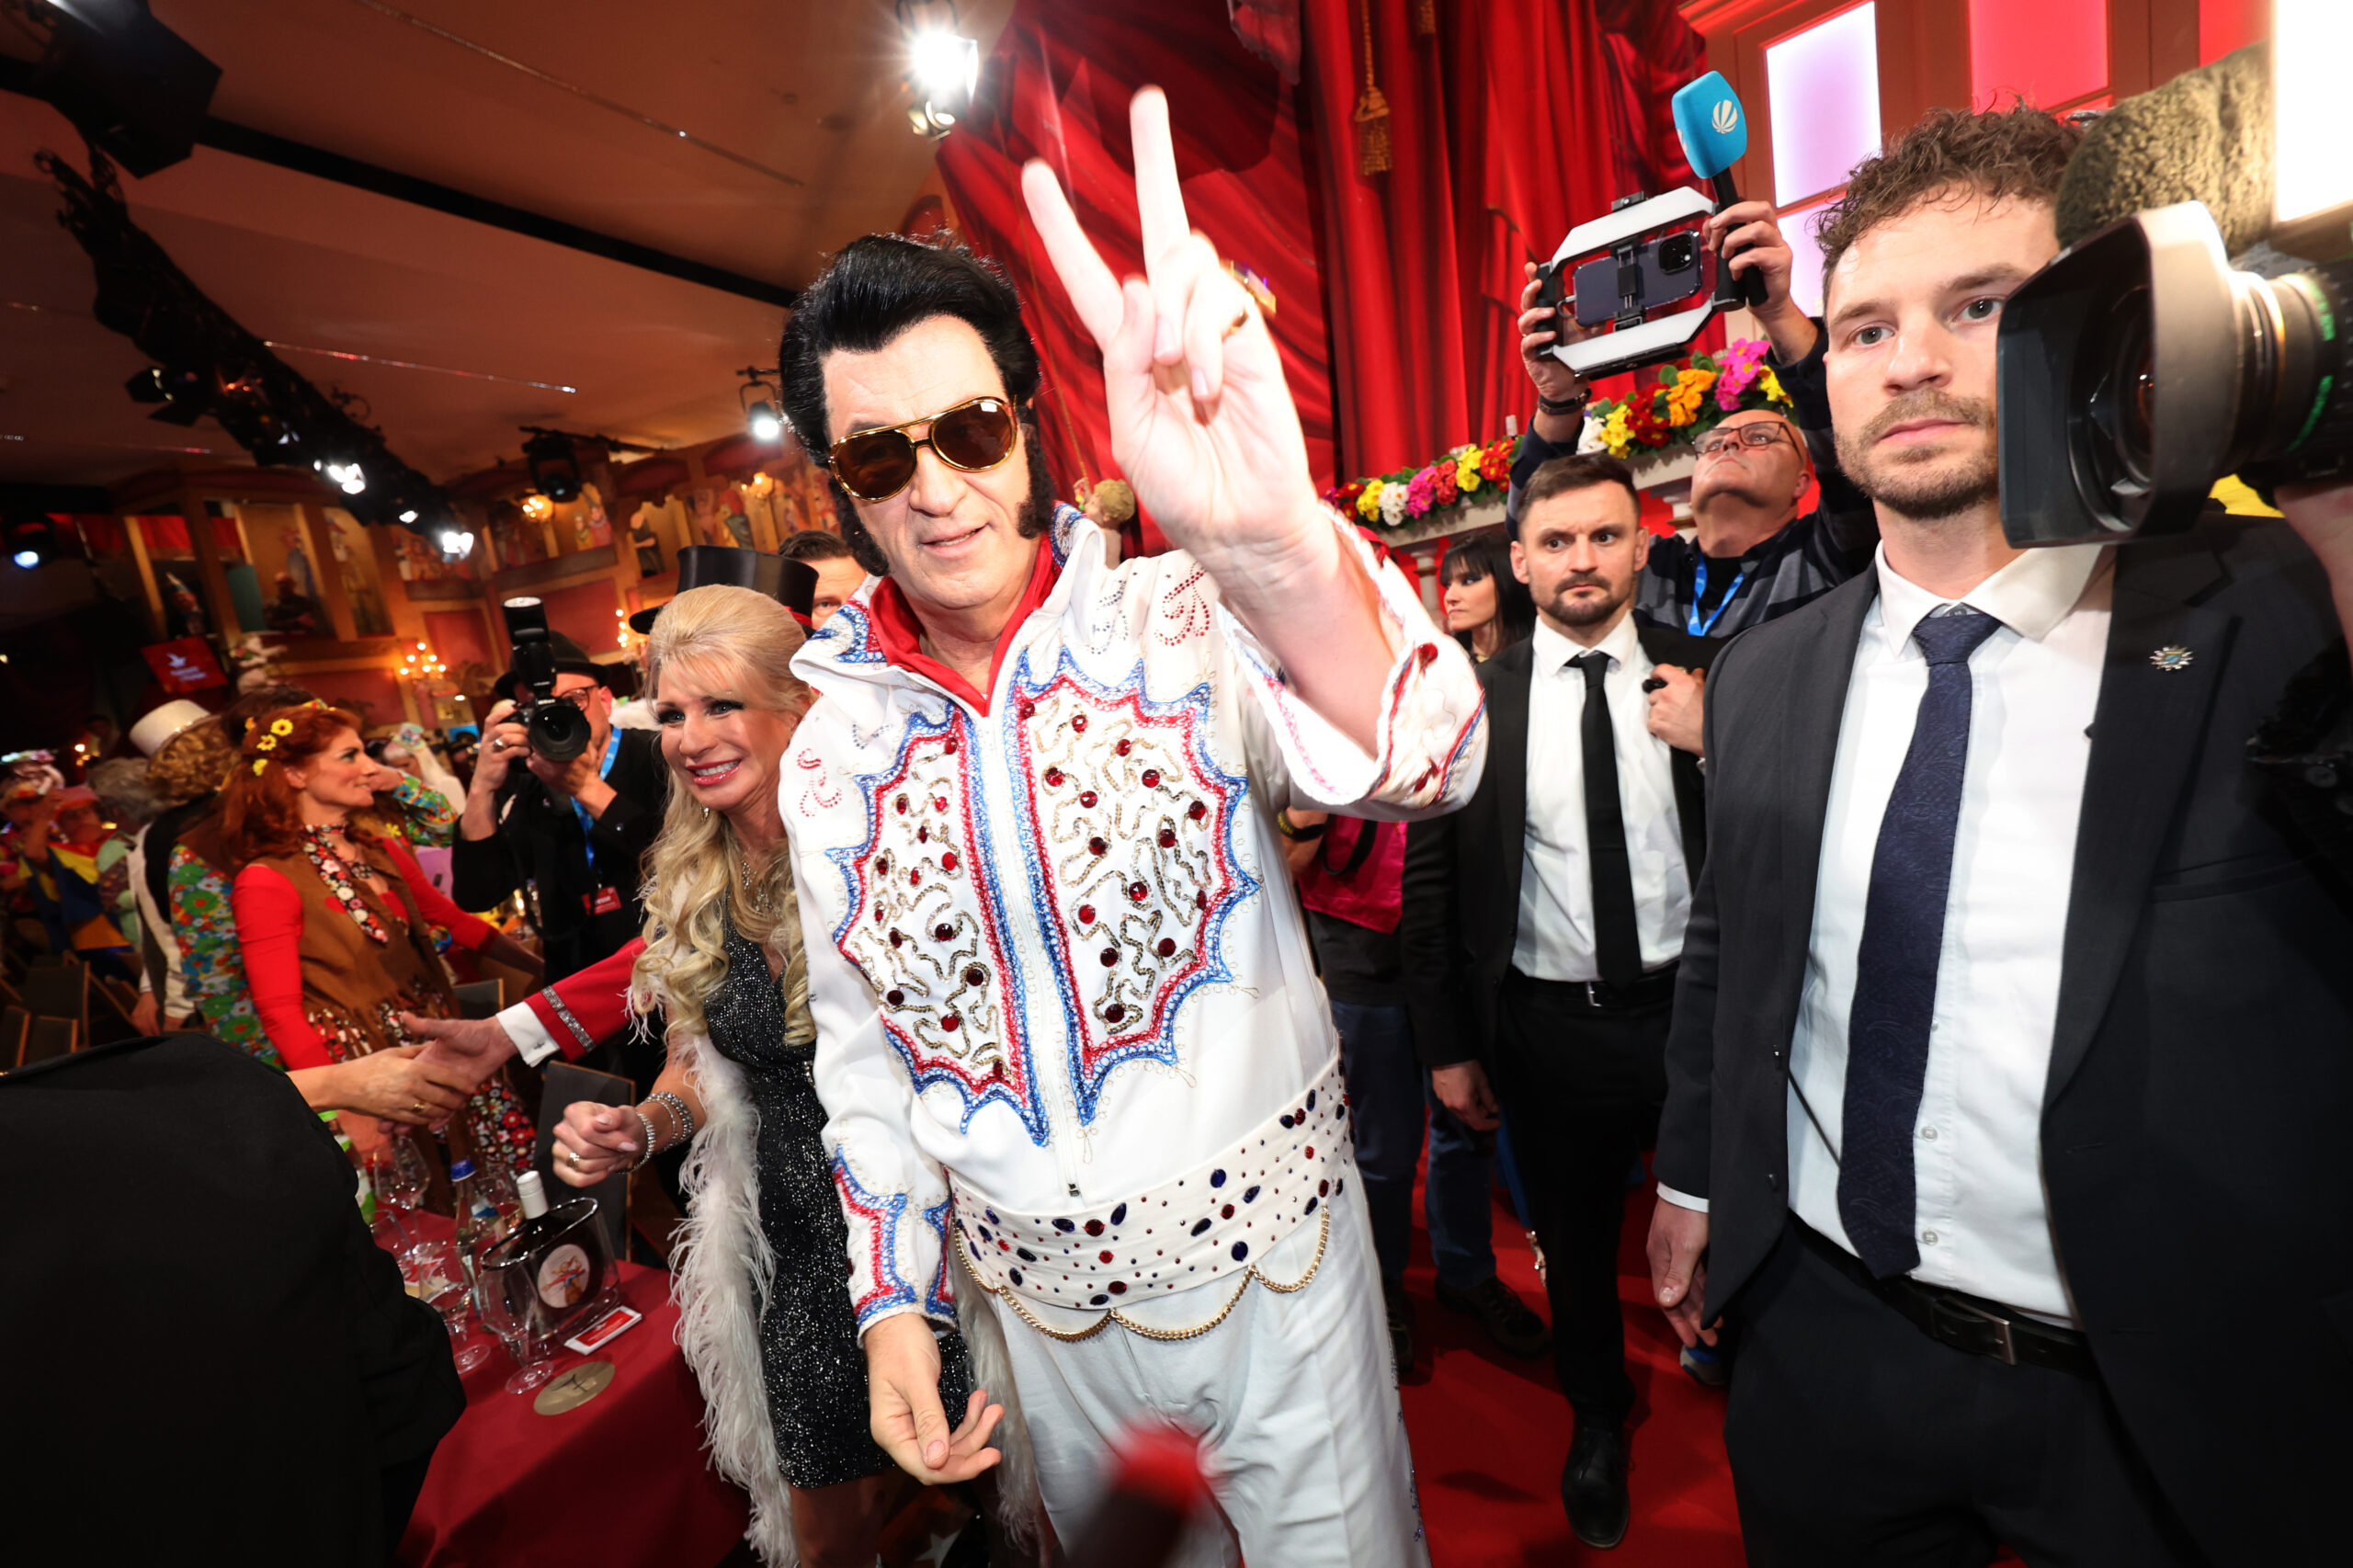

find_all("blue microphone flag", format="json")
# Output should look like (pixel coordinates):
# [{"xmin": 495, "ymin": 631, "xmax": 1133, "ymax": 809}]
[{"xmin": 1672, "ymin": 72, "xmax": 1748, "ymax": 181}]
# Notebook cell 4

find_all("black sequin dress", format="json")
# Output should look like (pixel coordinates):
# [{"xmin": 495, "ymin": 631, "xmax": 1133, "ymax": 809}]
[{"xmin": 703, "ymin": 915, "xmax": 974, "ymax": 1491}]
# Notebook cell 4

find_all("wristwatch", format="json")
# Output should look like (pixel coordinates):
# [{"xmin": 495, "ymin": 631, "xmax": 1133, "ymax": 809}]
[{"xmin": 1537, "ymin": 388, "xmax": 1591, "ymax": 416}]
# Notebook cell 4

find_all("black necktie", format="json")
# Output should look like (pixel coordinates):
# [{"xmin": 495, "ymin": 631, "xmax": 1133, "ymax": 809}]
[
  {"xmin": 1837, "ymin": 606, "xmax": 2001, "ymax": 1278},
  {"xmin": 1572, "ymin": 651, "xmax": 1643, "ymax": 987}
]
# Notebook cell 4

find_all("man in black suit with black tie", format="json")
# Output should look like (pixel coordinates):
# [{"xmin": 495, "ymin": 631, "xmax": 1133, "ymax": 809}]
[
  {"xmin": 1402, "ymin": 452, "xmax": 1719, "ymax": 1550},
  {"xmin": 1646, "ymin": 104, "xmax": 2353, "ymax": 1567}
]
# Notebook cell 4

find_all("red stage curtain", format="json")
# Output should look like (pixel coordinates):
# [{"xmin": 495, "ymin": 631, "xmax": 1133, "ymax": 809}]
[{"xmin": 938, "ymin": 0, "xmax": 1711, "ymax": 507}]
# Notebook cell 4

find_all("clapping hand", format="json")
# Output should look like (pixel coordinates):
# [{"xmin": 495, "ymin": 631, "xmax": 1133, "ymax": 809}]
[{"xmin": 1019, "ymin": 87, "xmax": 1321, "ymax": 576}]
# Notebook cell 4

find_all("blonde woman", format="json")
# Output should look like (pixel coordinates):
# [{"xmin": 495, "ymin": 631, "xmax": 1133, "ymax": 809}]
[{"xmin": 405, "ymin": 585, "xmax": 1001, "ymax": 1567}]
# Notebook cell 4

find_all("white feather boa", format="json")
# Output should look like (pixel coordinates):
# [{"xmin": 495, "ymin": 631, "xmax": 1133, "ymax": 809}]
[
  {"xmin": 659, "ymin": 1028, "xmax": 1045, "ymax": 1564},
  {"xmin": 665, "ymin": 1027, "xmax": 800, "ymax": 1564}
]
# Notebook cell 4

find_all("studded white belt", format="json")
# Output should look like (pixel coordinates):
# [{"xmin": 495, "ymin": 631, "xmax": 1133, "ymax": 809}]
[{"xmin": 951, "ymin": 1053, "xmax": 1353, "ymax": 1322}]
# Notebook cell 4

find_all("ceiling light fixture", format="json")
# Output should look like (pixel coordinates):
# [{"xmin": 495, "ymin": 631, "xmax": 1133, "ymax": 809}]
[
  {"xmin": 899, "ymin": 0, "xmax": 978, "ymax": 140},
  {"xmin": 738, "ymin": 366, "xmax": 787, "ymax": 443}
]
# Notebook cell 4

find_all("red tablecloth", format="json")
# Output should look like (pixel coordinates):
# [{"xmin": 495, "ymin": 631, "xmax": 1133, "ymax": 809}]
[{"xmin": 394, "ymin": 1217, "xmax": 751, "ymax": 1568}]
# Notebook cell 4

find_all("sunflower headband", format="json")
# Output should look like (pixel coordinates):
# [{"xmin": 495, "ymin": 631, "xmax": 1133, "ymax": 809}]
[{"xmin": 248, "ymin": 701, "xmax": 331, "ymax": 776}]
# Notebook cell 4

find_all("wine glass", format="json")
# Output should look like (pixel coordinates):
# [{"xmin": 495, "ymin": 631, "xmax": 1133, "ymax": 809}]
[
  {"xmin": 413, "ymin": 1238, "xmax": 491, "ymax": 1373},
  {"xmin": 475, "ymin": 1249, "xmax": 556, "ymax": 1394},
  {"xmin": 369, "ymin": 1201, "xmax": 418, "ymax": 1275}
]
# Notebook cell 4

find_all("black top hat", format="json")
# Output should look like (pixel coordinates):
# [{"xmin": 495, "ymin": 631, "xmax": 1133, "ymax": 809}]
[{"xmin": 629, "ymin": 546, "xmax": 818, "ymax": 634}]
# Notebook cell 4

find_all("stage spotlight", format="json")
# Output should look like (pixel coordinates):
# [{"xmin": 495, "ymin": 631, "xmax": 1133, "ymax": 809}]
[
  {"xmin": 899, "ymin": 0, "xmax": 977, "ymax": 139},
  {"xmin": 435, "ymin": 527, "xmax": 475, "ymax": 561},
  {"xmin": 748, "ymin": 401, "xmax": 783, "ymax": 442},
  {"xmin": 3, "ymin": 516, "xmax": 60, "ymax": 571},
  {"xmin": 398, "ymin": 508, "xmax": 419, "ymax": 524},
  {"xmin": 523, "ymin": 430, "xmax": 584, "ymax": 503}
]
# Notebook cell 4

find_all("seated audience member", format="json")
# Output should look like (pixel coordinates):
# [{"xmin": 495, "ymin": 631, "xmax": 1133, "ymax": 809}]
[
  {"xmin": 0, "ymin": 1032, "xmax": 464, "ymax": 1565},
  {"xmin": 1508, "ymin": 205, "xmax": 1875, "ymax": 636},
  {"xmin": 1404, "ymin": 453, "xmax": 1721, "ymax": 1551},
  {"xmin": 778, "ymin": 526, "xmax": 869, "ymax": 627},
  {"xmin": 266, "ymin": 570, "xmax": 324, "ymax": 635},
  {"xmin": 22, "ymin": 783, "xmax": 135, "ymax": 981},
  {"xmin": 1647, "ymin": 105, "xmax": 2353, "ymax": 1567},
  {"xmin": 1440, "ymin": 531, "xmax": 1538, "ymax": 661},
  {"xmin": 225, "ymin": 702, "xmax": 542, "ymax": 1164}
]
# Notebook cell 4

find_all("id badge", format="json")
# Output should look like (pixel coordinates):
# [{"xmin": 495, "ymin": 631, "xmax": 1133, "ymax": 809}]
[{"xmin": 584, "ymin": 885, "xmax": 623, "ymax": 916}]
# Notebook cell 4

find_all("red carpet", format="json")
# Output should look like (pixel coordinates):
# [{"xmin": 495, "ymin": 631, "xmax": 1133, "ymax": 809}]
[{"xmin": 1395, "ymin": 1171, "xmax": 1746, "ymax": 1567}]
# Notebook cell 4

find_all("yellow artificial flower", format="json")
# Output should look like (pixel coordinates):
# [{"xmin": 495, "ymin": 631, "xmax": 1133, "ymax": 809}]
[
  {"xmin": 1356, "ymin": 480, "xmax": 1383, "ymax": 521},
  {"xmin": 1760, "ymin": 369, "xmax": 1788, "ymax": 404},
  {"xmin": 251, "ymin": 759, "xmax": 267, "ymax": 776},
  {"xmin": 255, "ymin": 734, "xmax": 276, "ymax": 752},
  {"xmin": 269, "ymin": 718, "xmax": 294, "ymax": 736},
  {"xmin": 1600, "ymin": 405, "xmax": 1633, "ymax": 458},
  {"xmin": 1455, "ymin": 452, "xmax": 1483, "ymax": 493}
]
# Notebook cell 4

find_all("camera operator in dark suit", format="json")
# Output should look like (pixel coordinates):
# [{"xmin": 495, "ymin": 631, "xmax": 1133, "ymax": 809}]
[
  {"xmin": 1645, "ymin": 104, "xmax": 2353, "ymax": 1567},
  {"xmin": 452, "ymin": 630, "xmax": 665, "ymax": 987},
  {"xmin": 1401, "ymin": 452, "xmax": 1720, "ymax": 1551}
]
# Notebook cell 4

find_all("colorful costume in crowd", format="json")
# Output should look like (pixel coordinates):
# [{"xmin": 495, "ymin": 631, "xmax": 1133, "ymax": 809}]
[
  {"xmin": 781, "ymin": 506, "xmax": 1483, "ymax": 1562},
  {"xmin": 231, "ymin": 827, "xmax": 533, "ymax": 1172}
]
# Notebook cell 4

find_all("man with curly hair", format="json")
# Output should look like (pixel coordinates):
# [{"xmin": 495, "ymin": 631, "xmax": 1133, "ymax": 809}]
[{"xmin": 1645, "ymin": 101, "xmax": 2353, "ymax": 1566}]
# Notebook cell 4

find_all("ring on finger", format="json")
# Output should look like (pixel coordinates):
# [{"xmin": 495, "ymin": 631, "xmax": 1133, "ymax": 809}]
[
  {"xmin": 565, "ymin": 1146, "xmax": 580, "ymax": 1167},
  {"xmin": 1220, "ymin": 259, "xmax": 1277, "ymax": 316},
  {"xmin": 410, "ymin": 1099, "xmax": 426, "ymax": 1117}
]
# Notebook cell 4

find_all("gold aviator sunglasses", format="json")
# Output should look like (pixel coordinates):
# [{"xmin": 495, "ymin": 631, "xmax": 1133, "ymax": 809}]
[{"xmin": 826, "ymin": 396, "xmax": 1019, "ymax": 503}]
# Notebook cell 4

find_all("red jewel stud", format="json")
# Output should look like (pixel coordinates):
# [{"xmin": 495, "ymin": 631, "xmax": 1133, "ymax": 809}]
[
  {"xmin": 1108, "ymin": 1280, "xmax": 1128, "ymax": 1295},
  {"xmin": 1043, "ymin": 767, "xmax": 1063, "ymax": 786},
  {"xmin": 1072, "ymin": 714, "xmax": 1088, "ymax": 733},
  {"xmin": 934, "ymin": 922, "xmax": 956, "ymax": 941},
  {"xmin": 963, "ymin": 964, "xmax": 985, "ymax": 986},
  {"xmin": 1115, "ymin": 739, "xmax": 1132, "ymax": 756},
  {"xmin": 1141, "ymin": 768, "xmax": 1161, "ymax": 788},
  {"xmin": 895, "ymin": 793, "xmax": 909, "ymax": 814},
  {"xmin": 1105, "ymin": 1002, "xmax": 1126, "ymax": 1023},
  {"xmin": 1157, "ymin": 828, "xmax": 1176, "ymax": 848},
  {"xmin": 1018, "ymin": 699, "xmax": 1036, "ymax": 720},
  {"xmin": 1156, "ymin": 937, "xmax": 1176, "ymax": 958},
  {"xmin": 1098, "ymin": 1250, "xmax": 1114, "ymax": 1263},
  {"xmin": 1088, "ymin": 836, "xmax": 1108, "ymax": 856},
  {"xmin": 1188, "ymin": 801, "xmax": 1208, "ymax": 822},
  {"xmin": 941, "ymin": 1013, "xmax": 961, "ymax": 1030},
  {"xmin": 944, "ymin": 734, "xmax": 959, "ymax": 755},
  {"xmin": 1076, "ymin": 903, "xmax": 1096, "ymax": 924},
  {"xmin": 918, "ymin": 825, "xmax": 929, "ymax": 842},
  {"xmin": 1128, "ymin": 881, "xmax": 1148, "ymax": 902},
  {"xmin": 889, "ymin": 928, "xmax": 904, "ymax": 948},
  {"xmin": 934, "ymin": 798, "xmax": 948, "ymax": 812},
  {"xmin": 941, "ymin": 852, "xmax": 959, "ymax": 871},
  {"xmin": 1195, "ymin": 892, "xmax": 1208, "ymax": 910},
  {"xmin": 1417, "ymin": 642, "xmax": 1439, "ymax": 668},
  {"xmin": 886, "ymin": 988, "xmax": 905, "ymax": 1006},
  {"xmin": 1099, "ymin": 948, "xmax": 1119, "ymax": 967},
  {"xmin": 1079, "ymin": 790, "xmax": 1098, "ymax": 809},
  {"xmin": 909, "ymin": 869, "xmax": 921, "ymax": 886}
]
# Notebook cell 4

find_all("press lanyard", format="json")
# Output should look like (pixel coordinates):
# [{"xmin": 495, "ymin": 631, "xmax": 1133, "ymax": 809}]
[
  {"xmin": 1687, "ymin": 556, "xmax": 1747, "ymax": 637},
  {"xmin": 570, "ymin": 729, "xmax": 621, "ymax": 840}
]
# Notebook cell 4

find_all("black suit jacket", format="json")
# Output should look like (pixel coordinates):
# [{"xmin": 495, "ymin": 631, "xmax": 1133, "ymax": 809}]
[
  {"xmin": 1401, "ymin": 622, "xmax": 1720, "ymax": 1070},
  {"xmin": 450, "ymin": 726, "xmax": 666, "ymax": 983},
  {"xmin": 1654, "ymin": 522, "xmax": 2353, "ymax": 1566},
  {"xmin": 0, "ymin": 1034, "xmax": 464, "ymax": 1562}
]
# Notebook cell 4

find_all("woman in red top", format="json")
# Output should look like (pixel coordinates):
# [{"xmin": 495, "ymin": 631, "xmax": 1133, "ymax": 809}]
[{"xmin": 223, "ymin": 703, "xmax": 542, "ymax": 1164}]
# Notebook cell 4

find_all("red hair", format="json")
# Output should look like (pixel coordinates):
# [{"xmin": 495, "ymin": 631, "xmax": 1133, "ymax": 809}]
[{"xmin": 219, "ymin": 703, "xmax": 364, "ymax": 867}]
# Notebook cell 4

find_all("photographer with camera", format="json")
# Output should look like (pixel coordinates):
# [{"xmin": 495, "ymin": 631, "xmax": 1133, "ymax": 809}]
[
  {"xmin": 1510, "ymin": 202, "xmax": 1877, "ymax": 651},
  {"xmin": 1643, "ymin": 100, "xmax": 2353, "ymax": 1567},
  {"xmin": 451, "ymin": 624, "xmax": 665, "ymax": 990}
]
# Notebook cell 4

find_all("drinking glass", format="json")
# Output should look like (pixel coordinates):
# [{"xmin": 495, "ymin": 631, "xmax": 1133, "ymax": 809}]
[
  {"xmin": 413, "ymin": 1239, "xmax": 491, "ymax": 1373},
  {"xmin": 475, "ymin": 1250, "xmax": 556, "ymax": 1394}
]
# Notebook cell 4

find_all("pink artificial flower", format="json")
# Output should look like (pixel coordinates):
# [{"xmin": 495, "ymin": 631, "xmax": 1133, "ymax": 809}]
[{"xmin": 1405, "ymin": 468, "xmax": 1438, "ymax": 517}]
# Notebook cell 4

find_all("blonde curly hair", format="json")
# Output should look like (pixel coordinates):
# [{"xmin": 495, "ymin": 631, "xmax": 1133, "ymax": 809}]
[
  {"xmin": 144, "ymin": 724, "xmax": 237, "ymax": 806},
  {"xmin": 628, "ymin": 587, "xmax": 813, "ymax": 1046}
]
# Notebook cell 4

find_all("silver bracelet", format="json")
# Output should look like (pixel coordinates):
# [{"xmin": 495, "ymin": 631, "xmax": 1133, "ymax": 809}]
[
  {"xmin": 633, "ymin": 1108, "xmax": 658, "ymax": 1168},
  {"xmin": 649, "ymin": 1090, "xmax": 697, "ymax": 1147}
]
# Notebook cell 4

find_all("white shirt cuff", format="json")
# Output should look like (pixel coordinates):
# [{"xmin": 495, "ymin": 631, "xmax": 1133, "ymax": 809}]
[
  {"xmin": 498, "ymin": 1001, "xmax": 562, "ymax": 1068},
  {"xmin": 1655, "ymin": 1182, "xmax": 1710, "ymax": 1214}
]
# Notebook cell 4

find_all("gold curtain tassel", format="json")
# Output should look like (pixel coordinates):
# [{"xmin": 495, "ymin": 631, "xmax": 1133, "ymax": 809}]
[
  {"xmin": 1414, "ymin": 0, "xmax": 1437, "ymax": 37},
  {"xmin": 1356, "ymin": 0, "xmax": 1392, "ymax": 177}
]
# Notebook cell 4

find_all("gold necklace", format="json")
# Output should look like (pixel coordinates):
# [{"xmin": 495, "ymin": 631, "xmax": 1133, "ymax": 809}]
[{"xmin": 737, "ymin": 846, "xmax": 769, "ymax": 915}]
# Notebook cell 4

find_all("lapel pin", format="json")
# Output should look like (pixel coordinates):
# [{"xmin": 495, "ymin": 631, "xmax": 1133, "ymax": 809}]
[{"xmin": 2148, "ymin": 644, "xmax": 2194, "ymax": 673}]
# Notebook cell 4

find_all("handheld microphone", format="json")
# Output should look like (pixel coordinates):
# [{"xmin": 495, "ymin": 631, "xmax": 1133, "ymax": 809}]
[{"xmin": 1672, "ymin": 72, "xmax": 1772, "ymax": 311}]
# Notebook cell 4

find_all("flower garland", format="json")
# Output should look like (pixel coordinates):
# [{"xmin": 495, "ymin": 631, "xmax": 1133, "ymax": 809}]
[
  {"xmin": 1580, "ymin": 338, "xmax": 1790, "ymax": 460},
  {"xmin": 1323, "ymin": 433, "xmax": 1518, "ymax": 534},
  {"xmin": 302, "ymin": 826, "xmax": 392, "ymax": 947}
]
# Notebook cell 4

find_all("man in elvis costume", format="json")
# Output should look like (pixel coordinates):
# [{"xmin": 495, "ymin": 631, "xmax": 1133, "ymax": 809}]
[{"xmin": 782, "ymin": 90, "xmax": 1483, "ymax": 1563}]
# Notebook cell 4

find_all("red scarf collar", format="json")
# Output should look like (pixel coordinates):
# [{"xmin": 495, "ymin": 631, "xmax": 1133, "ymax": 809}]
[{"xmin": 861, "ymin": 535, "xmax": 1061, "ymax": 714}]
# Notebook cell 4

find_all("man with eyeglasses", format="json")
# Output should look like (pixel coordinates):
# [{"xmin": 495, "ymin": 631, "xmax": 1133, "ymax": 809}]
[
  {"xmin": 1508, "ymin": 202, "xmax": 1879, "ymax": 656},
  {"xmin": 772, "ymin": 90, "xmax": 1481, "ymax": 1566},
  {"xmin": 453, "ymin": 631, "xmax": 666, "ymax": 990}
]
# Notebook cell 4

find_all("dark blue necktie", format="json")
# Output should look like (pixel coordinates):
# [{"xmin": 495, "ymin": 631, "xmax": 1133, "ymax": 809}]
[{"xmin": 1838, "ymin": 605, "xmax": 2000, "ymax": 1278}]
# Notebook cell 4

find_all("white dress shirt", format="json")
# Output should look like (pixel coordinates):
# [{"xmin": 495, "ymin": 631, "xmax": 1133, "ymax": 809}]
[
  {"xmin": 1513, "ymin": 612, "xmax": 1691, "ymax": 981},
  {"xmin": 1659, "ymin": 543, "xmax": 2111, "ymax": 1325}
]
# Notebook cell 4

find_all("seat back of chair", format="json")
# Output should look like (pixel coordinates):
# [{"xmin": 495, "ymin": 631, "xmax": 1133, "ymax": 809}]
[
  {"xmin": 534, "ymin": 1061, "xmax": 632, "ymax": 1261},
  {"xmin": 0, "ymin": 1006, "xmax": 28, "ymax": 1069},
  {"xmin": 21, "ymin": 1015, "xmax": 77, "ymax": 1066},
  {"xmin": 452, "ymin": 979, "xmax": 505, "ymax": 1020},
  {"xmin": 20, "ymin": 955, "xmax": 90, "ymax": 1047}
]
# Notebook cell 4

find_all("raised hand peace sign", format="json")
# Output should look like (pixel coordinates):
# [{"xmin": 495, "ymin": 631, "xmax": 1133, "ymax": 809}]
[{"xmin": 1020, "ymin": 88, "xmax": 1322, "ymax": 567}]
